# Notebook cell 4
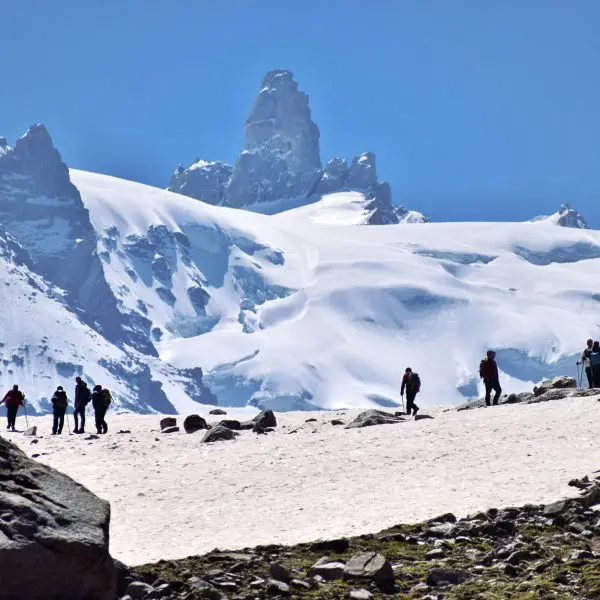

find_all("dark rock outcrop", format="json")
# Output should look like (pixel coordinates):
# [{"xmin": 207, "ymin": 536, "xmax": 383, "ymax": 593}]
[
  {"xmin": 201, "ymin": 425, "xmax": 239, "ymax": 443},
  {"xmin": 183, "ymin": 414, "xmax": 208, "ymax": 433},
  {"xmin": 0, "ymin": 435, "xmax": 116, "ymax": 600},
  {"xmin": 345, "ymin": 409, "xmax": 404, "ymax": 429},
  {"xmin": 168, "ymin": 161, "xmax": 233, "ymax": 205}
]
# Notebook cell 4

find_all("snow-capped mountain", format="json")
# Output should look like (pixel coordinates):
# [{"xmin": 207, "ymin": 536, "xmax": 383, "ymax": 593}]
[
  {"xmin": 532, "ymin": 203, "xmax": 588, "ymax": 229},
  {"xmin": 168, "ymin": 70, "xmax": 422, "ymax": 225},
  {"xmin": 1, "ymin": 123, "xmax": 597, "ymax": 415}
]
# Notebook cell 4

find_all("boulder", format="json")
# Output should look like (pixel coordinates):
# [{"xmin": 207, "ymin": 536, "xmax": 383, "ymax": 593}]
[
  {"xmin": 343, "ymin": 552, "xmax": 394, "ymax": 588},
  {"xmin": 270, "ymin": 563, "xmax": 292, "ymax": 583},
  {"xmin": 534, "ymin": 376, "xmax": 576, "ymax": 396},
  {"xmin": 0, "ymin": 435, "xmax": 117, "ymax": 599},
  {"xmin": 209, "ymin": 408, "xmax": 227, "ymax": 415},
  {"xmin": 161, "ymin": 426, "xmax": 179, "ymax": 434},
  {"xmin": 24, "ymin": 426, "xmax": 37, "ymax": 436},
  {"xmin": 253, "ymin": 410, "xmax": 277, "ymax": 428},
  {"xmin": 331, "ymin": 419, "xmax": 344, "ymax": 426},
  {"xmin": 160, "ymin": 417, "xmax": 176, "ymax": 430},
  {"xmin": 309, "ymin": 557, "xmax": 345, "ymax": 580},
  {"xmin": 345, "ymin": 410, "xmax": 404, "ymax": 429},
  {"xmin": 201, "ymin": 426, "xmax": 239, "ymax": 443},
  {"xmin": 426, "ymin": 568, "xmax": 470, "ymax": 586},
  {"xmin": 183, "ymin": 414, "xmax": 208, "ymax": 433},
  {"xmin": 217, "ymin": 419, "xmax": 241, "ymax": 431}
]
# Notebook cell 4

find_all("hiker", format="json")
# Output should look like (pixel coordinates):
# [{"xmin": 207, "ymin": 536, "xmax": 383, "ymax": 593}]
[
  {"xmin": 580, "ymin": 339, "xmax": 594, "ymax": 388},
  {"xmin": 590, "ymin": 341, "xmax": 600, "ymax": 388},
  {"xmin": 91, "ymin": 385, "xmax": 111, "ymax": 434},
  {"xmin": 73, "ymin": 376, "xmax": 91, "ymax": 434},
  {"xmin": 401, "ymin": 367, "xmax": 421, "ymax": 416},
  {"xmin": 51, "ymin": 386, "xmax": 68, "ymax": 435},
  {"xmin": 0, "ymin": 385, "xmax": 24, "ymax": 431},
  {"xmin": 480, "ymin": 350, "xmax": 502, "ymax": 406}
]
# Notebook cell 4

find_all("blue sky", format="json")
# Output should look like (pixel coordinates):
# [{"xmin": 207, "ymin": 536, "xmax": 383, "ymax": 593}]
[{"xmin": 2, "ymin": 1, "xmax": 599, "ymax": 224}]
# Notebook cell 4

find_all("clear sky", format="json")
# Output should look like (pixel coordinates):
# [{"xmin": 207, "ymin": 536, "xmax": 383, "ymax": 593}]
[{"xmin": 1, "ymin": 1, "xmax": 598, "ymax": 224}]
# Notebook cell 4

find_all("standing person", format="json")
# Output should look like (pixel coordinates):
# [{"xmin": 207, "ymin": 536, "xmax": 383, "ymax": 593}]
[
  {"xmin": 73, "ymin": 376, "xmax": 91, "ymax": 434},
  {"xmin": 590, "ymin": 342, "xmax": 600, "ymax": 388},
  {"xmin": 401, "ymin": 367, "xmax": 421, "ymax": 416},
  {"xmin": 0, "ymin": 385, "xmax": 24, "ymax": 431},
  {"xmin": 480, "ymin": 350, "xmax": 502, "ymax": 406},
  {"xmin": 91, "ymin": 385, "xmax": 111, "ymax": 434},
  {"xmin": 580, "ymin": 339, "xmax": 594, "ymax": 388},
  {"xmin": 51, "ymin": 386, "xmax": 68, "ymax": 435}
]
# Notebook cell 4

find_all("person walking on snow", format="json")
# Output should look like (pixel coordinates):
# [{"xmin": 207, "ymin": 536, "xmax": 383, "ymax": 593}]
[
  {"xmin": 580, "ymin": 339, "xmax": 594, "ymax": 388},
  {"xmin": 51, "ymin": 386, "xmax": 68, "ymax": 435},
  {"xmin": 480, "ymin": 350, "xmax": 502, "ymax": 406},
  {"xmin": 91, "ymin": 385, "xmax": 111, "ymax": 434},
  {"xmin": 0, "ymin": 385, "xmax": 24, "ymax": 431},
  {"xmin": 73, "ymin": 376, "xmax": 91, "ymax": 434},
  {"xmin": 401, "ymin": 367, "xmax": 421, "ymax": 416}
]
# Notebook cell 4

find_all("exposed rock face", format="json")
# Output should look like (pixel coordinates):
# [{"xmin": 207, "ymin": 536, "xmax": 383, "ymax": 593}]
[
  {"xmin": 0, "ymin": 435, "xmax": 117, "ymax": 600},
  {"xmin": 168, "ymin": 160, "xmax": 232, "ymax": 205},
  {"xmin": 0, "ymin": 125, "xmax": 152, "ymax": 353},
  {"xmin": 555, "ymin": 203, "xmax": 588, "ymax": 229},
  {"xmin": 226, "ymin": 69, "xmax": 322, "ymax": 208},
  {"xmin": 345, "ymin": 409, "xmax": 404, "ymax": 429},
  {"xmin": 169, "ymin": 70, "xmax": 426, "ymax": 224}
]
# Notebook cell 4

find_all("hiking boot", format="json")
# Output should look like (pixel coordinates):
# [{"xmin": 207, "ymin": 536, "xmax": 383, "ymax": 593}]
[
  {"xmin": 51, "ymin": 432, "xmax": 57, "ymax": 435},
  {"xmin": 413, "ymin": 407, "xmax": 419, "ymax": 416}
]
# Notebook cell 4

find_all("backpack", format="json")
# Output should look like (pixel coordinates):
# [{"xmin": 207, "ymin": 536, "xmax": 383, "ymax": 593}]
[
  {"xmin": 53, "ymin": 392, "xmax": 68, "ymax": 409},
  {"xmin": 411, "ymin": 372, "xmax": 421, "ymax": 392},
  {"xmin": 102, "ymin": 389, "xmax": 112, "ymax": 408},
  {"xmin": 479, "ymin": 359, "xmax": 486, "ymax": 378},
  {"xmin": 590, "ymin": 352, "xmax": 600, "ymax": 367}
]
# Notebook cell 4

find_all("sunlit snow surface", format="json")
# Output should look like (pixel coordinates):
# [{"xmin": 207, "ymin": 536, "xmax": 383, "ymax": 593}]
[{"xmin": 72, "ymin": 169, "xmax": 600, "ymax": 411}]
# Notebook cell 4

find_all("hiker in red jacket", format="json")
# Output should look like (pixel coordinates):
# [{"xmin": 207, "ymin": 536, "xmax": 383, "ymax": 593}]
[
  {"xmin": 480, "ymin": 350, "xmax": 502, "ymax": 406},
  {"xmin": 0, "ymin": 385, "xmax": 24, "ymax": 431}
]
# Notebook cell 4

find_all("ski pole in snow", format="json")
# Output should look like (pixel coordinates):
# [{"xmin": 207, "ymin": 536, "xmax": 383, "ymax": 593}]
[
  {"xmin": 67, "ymin": 405, "xmax": 71, "ymax": 434},
  {"xmin": 22, "ymin": 396, "xmax": 29, "ymax": 429}
]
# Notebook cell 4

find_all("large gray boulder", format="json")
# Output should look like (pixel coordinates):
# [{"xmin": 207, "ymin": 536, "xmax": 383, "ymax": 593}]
[
  {"xmin": 0, "ymin": 435, "xmax": 116, "ymax": 599},
  {"xmin": 201, "ymin": 425, "xmax": 239, "ymax": 443},
  {"xmin": 345, "ymin": 410, "xmax": 404, "ymax": 429},
  {"xmin": 183, "ymin": 414, "xmax": 208, "ymax": 433},
  {"xmin": 226, "ymin": 69, "xmax": 322, "ymax": 209}
]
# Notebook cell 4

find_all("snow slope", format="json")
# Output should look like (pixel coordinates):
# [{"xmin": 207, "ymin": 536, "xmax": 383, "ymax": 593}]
[
  {"xmin": 9, "ymin": 397, "xmax": 600, "ymax": 564},
  {"xmin": 71, "ymin": 169, "xmax": 600, "ymax": 411}
]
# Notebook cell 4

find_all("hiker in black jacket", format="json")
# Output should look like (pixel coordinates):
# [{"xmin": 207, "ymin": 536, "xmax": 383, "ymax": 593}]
[
  {"xmin": 91, "ymin": 385, "xmax": 111, "ymax": 434},
  {"xmin": 401, "ymin": 368, "xmax": 421, "ymax": 416},
  {"xmin": 73, "ymin": 377, "xmax": 91, "ymax": 434},
  {"xmin": 51, "ymin": 386, "xmax": 68, "ymax": 435}
]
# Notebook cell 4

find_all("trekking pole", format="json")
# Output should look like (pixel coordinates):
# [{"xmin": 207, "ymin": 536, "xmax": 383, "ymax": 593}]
[
  {"xmin": 67, "ymin": 405, "xmax": 71, "ymax": 434},
  {"xmin": 23, "ymin": 396, "xmax": 29, "ymax": 429}
]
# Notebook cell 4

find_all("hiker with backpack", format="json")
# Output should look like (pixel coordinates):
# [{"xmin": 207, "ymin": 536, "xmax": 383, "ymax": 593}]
[
  {"xmin": 0, "ymin": 385, "xmax": 24, "ymax": 431},
  {"xmin": 91, "ymin": 385, "xmax": 112, "ymax": 434},
  {"xmin": 74, "ymin": 376, "xmax": 91, "ymax": 434},
  {"xmin": 579, "ymin": 339, "xmax": 594, "ymax": 388},
  {"xmin": 51, "ymin": 386, "xmax": 68, "ymax": 435},
  {"xmin": 590, "ymin": 341, "xmax": 600, "ymax": 388},
  {"xmin": 480, "ymin": 350, "xmax": 502, "ymax": 406},
  {"xmin": 401, "ymin": 367, "xmax": 421, "ymax": 416}
]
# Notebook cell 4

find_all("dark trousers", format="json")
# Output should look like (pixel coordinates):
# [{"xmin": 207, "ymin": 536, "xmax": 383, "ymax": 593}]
[
  {"xmin": 94, "ymin": 408, "xmax": 108, "ymax": 434},
  {"xmin": 6, "ymin": 406, "xmax": 18, "ymax": 429},
  {"xmin": 406, "ymin": 391, "xmax": 419, "ymax": 415},
  {"xmin": 484, "ymin": 379, "xmax": 502, "ymax": 405},
  {"xmin": 52, "ymin": 408, "xmax": 66, "ymax": 434},
  {"xmin": 73, "ymin": 406, "xmax": 86, "ymax": 432},
  {"xmin": 593, "ymin": 366, "xmax": 600, "ymax": 388},
  {"xmin": 585, "ymin": 366, "xmax": 594, "ymax": 388}
]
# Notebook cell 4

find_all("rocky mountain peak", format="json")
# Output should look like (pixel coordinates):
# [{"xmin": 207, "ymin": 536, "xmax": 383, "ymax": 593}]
[
  {"xmin": 556, "ymin": 203, "xmax": 588, "ymax": 229},
  {"xmin": 168, "ymin": 159, "xmax": 233, "ymax": 205}
]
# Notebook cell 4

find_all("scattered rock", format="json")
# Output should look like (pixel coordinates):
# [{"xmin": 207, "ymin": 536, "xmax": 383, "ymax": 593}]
[
  {"xmin": 534, "ymin": 376, "xmax": 576, "ymax": 396},
  {"xmin": 543, "ymin": 499, "xmax": 571, "ymax": 517},
  {"xmin": 127, "ymin": 581, "xmax": 155, "ymax": 599},
  {"xmin": 159, "ymin": 417, "xmax": 176, "ymax": 430},
  {"xmin": 84, "ymin": 434, "xmax": 100, "ymax": 440},
  {"xmin": 161, "ymin": 426, "xmax": 179, "ymax": 434},
  {"xmin": 330, "ymin": 419, "xmax": 344, "ymax": 426},
  {"xmin": 415, "ymin": 414, "xmax": 434, "ymax": 421},
  {"xmin": 183, "ymin": 414, "xmax": 208, "ymax": 433},
  {"xmin": 30, "ymin": 439, "xmax": 38, "ymax": 444},
  {"xmin": 270, "ymin": 562, "xmax": 292, "ymax": 583},
  {"xmin": 253, "ymin": 410, "xmax": 277, "ymax": 428},
  {"xmin": 266, "ymin": 579, "xmax": 290, "ymax": 595},
  {"xmin": 345, "ymin": 410, "xmax": 404, "ymax": 429},
  {"xmin": 305, "ymin": 418, "xmax": 317, "ymax": 423},
  {"xmin": 425, "ymin": 548, "xmax": 446, "ymax": 560},
  {"xmin": 309, "ymin": 557, "xmax": 345, "ymax": 580},
  {"xmin": 310, "ymin": 538, "xmax": 350, "ymax": 553},
  {"xmin": 209, "ymin": 409, "xmax": 227, "ymax": 415},
  {"xmin": 426, "ymin": 568, "xmax": 470, "ymax": 586},
  {"xmin": 117, "ymin": 430, "xmax": 131, "ymax": 434},
  {"xmin": 217, "ymin": 419, "xmax": 241, "ymax": 431},
  {"xmin": 201, "ymin": 426, "xmax": 239, "ymax": 443},
  {"xmin": 343, "ymin": 552, "xmax": 395, "ymax": 588},
  {"xmin": 0, "ymin": 435, "xmax": 116, "ymax": 599},
  {"xmin": 252, "ymin": 425, "xmax": 267, "ymax": 434},
  {"xmin": 24, "ymin": 426, "xmax": 37, "ymax": 436},
  {"xmin": 349, "ymin": 589, "xmax": 373, "ymax": 600}
]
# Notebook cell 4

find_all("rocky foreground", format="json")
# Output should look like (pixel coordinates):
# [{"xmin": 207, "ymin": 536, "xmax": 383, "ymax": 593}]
[{"xmin": 120, "ymin": 473, "xmax": 600, "ymax": 600}]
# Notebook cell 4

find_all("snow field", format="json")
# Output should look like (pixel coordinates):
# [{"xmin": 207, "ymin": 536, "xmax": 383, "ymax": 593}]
[{"xmin": 8, "ymin": 396, "xmax": 600, "ymax": 565}]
